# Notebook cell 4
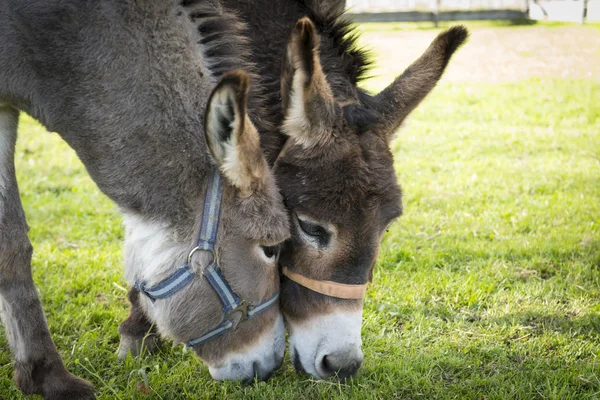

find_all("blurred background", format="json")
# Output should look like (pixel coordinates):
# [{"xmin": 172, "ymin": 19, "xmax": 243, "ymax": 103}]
[{"xmin": 346, "ymin": 0, "xmax": 599, "ymax": 24}]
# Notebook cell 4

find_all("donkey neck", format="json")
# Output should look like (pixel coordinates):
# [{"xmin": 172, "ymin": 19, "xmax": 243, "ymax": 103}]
[{"xmin": 6, "ymin": 0, "xmax": 223, "ymax": 229}]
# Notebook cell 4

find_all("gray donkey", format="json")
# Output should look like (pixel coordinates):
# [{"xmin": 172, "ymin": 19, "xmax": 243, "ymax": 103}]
[
  {"xmin": 0, "ymin": 0, "xmax": 291, "ymax": 398},
  {"xmin": 122, "ymin": 0, "xmax": 468, "ymax": 381}
]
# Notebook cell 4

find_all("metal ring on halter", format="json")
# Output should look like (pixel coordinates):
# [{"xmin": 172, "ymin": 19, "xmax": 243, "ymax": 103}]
[
  {"xmin": 187, "ymin": 246, "xmax": 201, "ymax": 264},
  {"xmin": 187, "ymin": 246, "xmax": 217, "ymax": 266}
]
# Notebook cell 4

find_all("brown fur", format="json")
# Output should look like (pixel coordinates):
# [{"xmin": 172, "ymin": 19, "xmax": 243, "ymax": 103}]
[{"xmin": 217, "ymin": 2, "xmax": 467, "ymax": 378}]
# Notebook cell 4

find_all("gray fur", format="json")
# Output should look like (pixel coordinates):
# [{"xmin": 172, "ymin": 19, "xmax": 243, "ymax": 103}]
[{"xmin": 0, "ymin": 0, "xmax": 289, "ymax": 397}]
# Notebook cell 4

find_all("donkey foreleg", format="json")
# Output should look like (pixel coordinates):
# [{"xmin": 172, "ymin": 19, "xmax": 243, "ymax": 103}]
[
  {"xmin": 117, "ymin": 287, "xmax": 161, "ymax": 358},
  {"xmin": 0, "ymin": 106, "xmax": 95, "ymax": 400}
]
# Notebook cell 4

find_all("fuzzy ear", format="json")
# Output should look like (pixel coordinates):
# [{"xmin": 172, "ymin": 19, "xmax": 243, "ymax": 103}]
[
  {"xmin": 280, "ymin": 17, "xmax": 336, "ymax": 148},
  {"xmin": 205, "ymin": 70, "xmax": 267, "ymax": 194},
  {"xmin": 373, "ymin": 26, "xmax": 469, "ymax": 135}
]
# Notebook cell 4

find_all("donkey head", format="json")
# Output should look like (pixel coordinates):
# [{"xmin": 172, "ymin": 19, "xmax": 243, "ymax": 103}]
[
  {"xmin": 128, "ymin": 71, "xmax": 290, "ymax": 382},
  {"xmin": 274, "ymin": 19, "xmax": 468, "ymax": 379}
]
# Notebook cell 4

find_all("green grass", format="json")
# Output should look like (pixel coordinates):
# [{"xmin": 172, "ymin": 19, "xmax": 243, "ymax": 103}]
[{"xmin": 1, "ymin": 25, "xmax": 600, "ymax": 399}]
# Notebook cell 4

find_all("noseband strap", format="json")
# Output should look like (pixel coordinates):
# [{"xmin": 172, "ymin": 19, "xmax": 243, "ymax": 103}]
[
  {"xmin": 135, "ymin": 168, "xmax": 279, "ymax": 347},
  {"xmin": 281, "ymin": 266, "xmax": 367, "ymax": 300}
]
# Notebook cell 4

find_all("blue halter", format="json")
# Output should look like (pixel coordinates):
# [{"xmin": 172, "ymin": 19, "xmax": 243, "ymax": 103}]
[{"xmin": 135, "ymin": 169, "xmax": 279, "ymax": 347}]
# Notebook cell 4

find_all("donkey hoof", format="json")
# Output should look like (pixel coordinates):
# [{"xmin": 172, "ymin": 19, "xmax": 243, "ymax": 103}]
[
  {"xmin": 44, "ymin": 376, "xmax": 96, "ymax": 400},
  {"xmin": 14, "ymin": 360, "xmax": 95, "ymax": 400},
  {"xmin": 117, "ymin": 333, "xmax": 161, "ymax": 358}
]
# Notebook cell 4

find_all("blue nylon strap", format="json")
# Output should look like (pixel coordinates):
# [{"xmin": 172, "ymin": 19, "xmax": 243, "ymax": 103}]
[
  {"xmin": 197, "ymin": 170, "xmax": 222, "ymax": 251},
  {"xmin": 185, "ymin": 293, "xmax": 278, "ymax": 348},
  {"xmin": 134, "ymin": 169, "xmax": 222, "ymax": 300},
  {"xmin": 247, "ymin": 292, "xmax": 280, "ymax": 320},
  {"xmin": 135, "ymin": 167, "xmax": 279, "ymax": 347},
  {"xmin": 204, "ymin": 262, "xmax": 242, "ymax": 312},
  {"xmin": 186, "ymin": 320, "xmax": 234, "ymax": 347},
  {"xmin": 135, "ymin": 265, "xmax": 195, "ymax": 301}
]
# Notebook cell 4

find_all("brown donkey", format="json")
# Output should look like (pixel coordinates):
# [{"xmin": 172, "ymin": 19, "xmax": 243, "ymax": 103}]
[
  {"xmin": 218, "ymin": 0, "xmax": 469, "ymax": 379},
  {"xmin": 121, "ymin": 0, "xmax": 468, "ymax": 380},
  {"xmin": 0, "ymin": 0, "xmax": 290, "ymax": 398}
]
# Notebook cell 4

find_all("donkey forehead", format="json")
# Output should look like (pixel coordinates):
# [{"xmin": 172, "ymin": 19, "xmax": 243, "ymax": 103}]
[
  {"xmin": 227, "ymin": 185, "xmax": 291, "ymax": 244},
  {"xmin": 277, "ymin": 142, "xmax": 402, "ymax": 225}
]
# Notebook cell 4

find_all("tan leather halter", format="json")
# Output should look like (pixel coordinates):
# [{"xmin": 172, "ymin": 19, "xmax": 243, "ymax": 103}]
[{"xmin": 281, "ymin": 266, "xmax": 367, "ymax": 300}]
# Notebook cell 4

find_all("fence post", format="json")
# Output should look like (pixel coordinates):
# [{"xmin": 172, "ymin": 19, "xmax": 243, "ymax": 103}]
[{"xmin": 433, "ymin": 0, "xmax": 441, "ymax": 27}]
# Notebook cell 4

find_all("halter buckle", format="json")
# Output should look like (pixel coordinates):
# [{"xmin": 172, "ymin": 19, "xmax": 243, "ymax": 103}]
[{"xmin": 226, "ymin": 300, "xmax": 249, "ymax": 323}]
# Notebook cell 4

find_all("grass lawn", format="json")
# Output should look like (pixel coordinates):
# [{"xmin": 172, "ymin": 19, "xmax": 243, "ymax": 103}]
[{"xmin": 1, "ymin": 21, "xmax": 599, "ymax": 399}]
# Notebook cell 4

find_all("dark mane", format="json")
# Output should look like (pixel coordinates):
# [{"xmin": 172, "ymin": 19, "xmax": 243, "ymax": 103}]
[
  {"xmin": 181, "ymin": 0, "xmax": 273, "ymax": 134},
  {"xmin": 298, "ymin": 1, "xmax": 374, "ymax": 85}
]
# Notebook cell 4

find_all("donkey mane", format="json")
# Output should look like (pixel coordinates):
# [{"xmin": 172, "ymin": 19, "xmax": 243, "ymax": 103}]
[
  {"xmin": 181, "ymin": 0, "xmax": 274, "ymax": 135},
  {"xmin": 296, "ymin": 1, "xmax": 374, "ymax": 86}
]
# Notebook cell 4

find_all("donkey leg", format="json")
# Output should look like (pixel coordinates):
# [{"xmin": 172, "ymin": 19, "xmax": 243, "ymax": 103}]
[
  {"xmin": 117, "ymin": 287, "xmax": 161, "ymax": 358},
  {"xmin": 0, "ymin": 106, "xmax": 95, "ymax": 400}
]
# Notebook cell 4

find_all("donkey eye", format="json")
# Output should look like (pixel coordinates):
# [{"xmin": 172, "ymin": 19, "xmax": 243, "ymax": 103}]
[
  {"xmin": 298, "ymin": 219, "xmax": 325, "ymax": 237},
  {"xmin": 297, "ymin": 216, "xmax": 330, "ymax": 246},
  {"xmin": 261, "ymin": 246, "xmax": 279, "ymax": 260}
]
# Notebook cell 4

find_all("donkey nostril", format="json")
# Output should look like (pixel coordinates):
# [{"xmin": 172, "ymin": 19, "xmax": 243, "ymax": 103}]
[
  {"xmin": 321, "ymin": 356, "xmax": 338, "ymax": 377},
  {"xmin": 320, "ymin": 354, "xmax": 363, "ymax": 380},
  {"xmin": 321, "ymin": 355, "xmax": 335, "ymax": 375},
  {"xmin": 246, "ymin": 360, "xmax": 278, "ymax": 383},
  {"xmin": 336, "ymin": 359, "xmax": 362, "ymax": 380}
]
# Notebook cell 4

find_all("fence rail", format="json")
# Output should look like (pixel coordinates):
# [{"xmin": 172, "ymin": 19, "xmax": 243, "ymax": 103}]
[
  {"xmin": 346, "ymin": 0, "xmax": 599, "ymax": 23},
  {"xmin": 347, "ymin": 0, "xmax": 527, "ymax": 11}
]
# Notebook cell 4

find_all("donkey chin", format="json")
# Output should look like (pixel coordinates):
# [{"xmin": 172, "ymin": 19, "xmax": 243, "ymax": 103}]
[
  {"xmin": 206, "ymin": 315, "xmax": 286, "ymax": 382},
  {"xmin": 287, "ymin": 311, "xmax": 364, "ymax": 380}
]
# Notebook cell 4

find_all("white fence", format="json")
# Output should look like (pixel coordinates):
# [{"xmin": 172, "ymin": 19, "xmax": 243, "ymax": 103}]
[
  {"xmin": 346, "ymin": 0, "xmax": 599, "ymax": 23},
  {"xmin": 346, "ymin": 0, "xmax": 527, "ymax": 11}
]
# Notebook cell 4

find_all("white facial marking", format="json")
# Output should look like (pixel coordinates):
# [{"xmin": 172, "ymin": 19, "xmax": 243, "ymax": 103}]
[
  {"xmin": 121, "ymin": 212, "xmax": 188, "ymax": 286},
  {"xmin": 288, "ymin": 311, "xmax": 363, "ymax": 379},
  {"xmin": 209, "ymin": 314, "xmax": 285, "ymax": 381}
]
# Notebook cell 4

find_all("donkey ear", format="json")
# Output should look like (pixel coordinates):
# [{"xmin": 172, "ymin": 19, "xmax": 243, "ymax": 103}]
[
  {"xmin": 374, "ymin": 26, "xmax": 468, "ymax": 136},
  {"xmin": 280, "ymin": 17, "xmax": 336, "ymax": 148},
  {"xmin": 205, "ymin": 70, "xmax": 268, "ymax": 194}
]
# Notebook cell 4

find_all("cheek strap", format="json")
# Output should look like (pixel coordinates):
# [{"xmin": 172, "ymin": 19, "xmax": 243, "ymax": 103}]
[{"xmin": 281, "ymin": 266, "xmax": 367, "ymax": 300}]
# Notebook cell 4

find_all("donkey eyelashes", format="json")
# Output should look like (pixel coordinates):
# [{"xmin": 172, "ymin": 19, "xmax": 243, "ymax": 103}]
[
  {"xmin": 296, "ymin": 214, "xmax": 331, "ymax": 247},
  {"xmin": 298, "ymin": 218, "xmax": 326, "ymax": 238}
]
